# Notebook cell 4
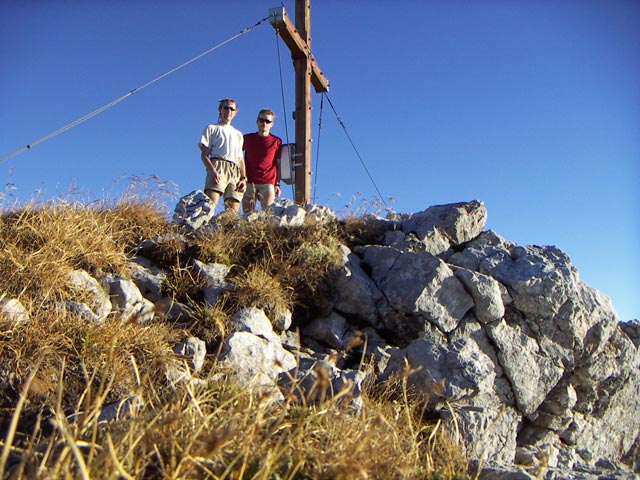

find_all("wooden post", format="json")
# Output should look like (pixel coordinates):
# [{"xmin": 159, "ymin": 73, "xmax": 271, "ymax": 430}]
[{"xmin": 269, "ymin": 0, "xmax": 329, "ymax": 205}]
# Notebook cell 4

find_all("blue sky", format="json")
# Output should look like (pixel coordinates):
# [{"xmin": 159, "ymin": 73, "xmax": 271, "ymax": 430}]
[{"xmin": 1, "ymin": 1, "xmax": 638, "ymax": 322}]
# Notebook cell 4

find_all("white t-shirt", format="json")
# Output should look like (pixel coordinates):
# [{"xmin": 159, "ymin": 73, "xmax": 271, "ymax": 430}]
[{"xmin": 199, "ymin": 123, "xmax": 244, "ymax": 166}]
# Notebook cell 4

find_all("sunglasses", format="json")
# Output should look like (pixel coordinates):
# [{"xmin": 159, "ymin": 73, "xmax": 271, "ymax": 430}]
[
  {"xmin": 222, "ymin": 105, "xmax": 236, "ymax": 111},
  {"xmin": 258, "ymin": 118, "xmax": 273, "ymax": 123}
]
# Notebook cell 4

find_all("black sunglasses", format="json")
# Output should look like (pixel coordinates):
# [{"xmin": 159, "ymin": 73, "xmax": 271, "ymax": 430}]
[
  {"xmin": 222, "ymin": 105, "xmax": 236, "ymax": 111},
  {"xmin": 258, "ymin": 118, "xmax": 273, "ymax": 123}
]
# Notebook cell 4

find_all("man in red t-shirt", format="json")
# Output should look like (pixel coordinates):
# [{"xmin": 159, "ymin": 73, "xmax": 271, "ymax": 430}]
[{"xmin": 242, "ymin": 109, "xmax": 282, "ymax": 213}]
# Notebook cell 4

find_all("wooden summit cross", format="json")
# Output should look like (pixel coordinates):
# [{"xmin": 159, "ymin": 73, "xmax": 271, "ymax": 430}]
[{"xmin": 269, "ymin": 0, "xmax": 329, "ymax": 205}]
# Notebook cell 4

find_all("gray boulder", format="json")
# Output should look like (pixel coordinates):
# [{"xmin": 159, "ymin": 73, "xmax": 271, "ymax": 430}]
[
  {"xmin": 448, "ymin": 230, "xmax": 515, "ymax": 271},
  {"xmin": 0, "ymin": 298, "xmax": 30, "ymax": 327},
  {"xmin": 173, "ymin": 336, "xmax": 207, "ymax": 373},
  {"xmin": 220, "ymin": 308, "xmax": 296, "ymax": 387},
  {"xmin": 482, "ymin": 244, "xmax": 618, "ymax": 370},
  {"xmin": 172, "ymin": 190, "xmax": 215, "ymax": 231},
  {"xmin": 62, "ymin": 301, "xmax": 104, "ymax": 323},
  {"xmin": 454, "ymin": 267, "xmax": 507, "ymax": 324},
  {"xmin": 67, "ymin": 269, "xmax": 112, "ymax": 322},
  {"xmin": 192, "ymin": 259, "xmax": 230, "ymax": 305},
  {"xmin": 128, "ymin": 256, "xmax": 166, "ymax": 302},
  {"xmin": 378, "ymin": 250, "xmax": 474, "ymax": 335},
  {"xmin": 331, "ymin": 245, "xmax": 383, "ymax": 325},
  {"xmin": 279, "ymin": 357, "xmax": 366, "ymax": 410},
  {"xmin": 401, "ymin": 200, "xmax": 488, "ymax": 253},
  {"xmin": 304, "ymin": 204, "xmax": 339, "ymax": 224},
  {"xmin": 379, "ymin": 327, "xmax": 520, "ymax": 464},
  {"xmin": 485, "ymin": 313, "xmax": 564, "ymax": 416},
  {"xmin": 107, "ymin": 276, "xmax": 155, "ymax": 323},
  {"xmin": 302, "ymin": 312, "xmax": 350, "ymax": 350},
  {"xmin": 560, "ymin": 325, "xmax": 640, "ymax": 462}
]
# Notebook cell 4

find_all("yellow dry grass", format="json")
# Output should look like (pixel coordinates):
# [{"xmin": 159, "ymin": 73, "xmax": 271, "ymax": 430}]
[{"xmin": 0, "ymin": 197, "xmax": 471, "ymax": 480}]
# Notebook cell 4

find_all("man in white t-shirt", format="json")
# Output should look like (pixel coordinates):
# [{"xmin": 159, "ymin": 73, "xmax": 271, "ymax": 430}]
[{"xmin": 198, "ymin": 98, "xmax": 247, "ymax": 214}]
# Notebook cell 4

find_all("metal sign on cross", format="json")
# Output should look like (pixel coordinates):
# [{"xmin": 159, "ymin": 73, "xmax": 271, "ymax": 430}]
[{"xmin": 269, "ymin": 0, "xmax": 329, "ymax": 205}]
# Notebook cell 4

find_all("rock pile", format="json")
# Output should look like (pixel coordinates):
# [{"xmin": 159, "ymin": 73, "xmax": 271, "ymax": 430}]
[{"xmin": 3, "ymin": 191, "xmax": 636, "ymax": 479}]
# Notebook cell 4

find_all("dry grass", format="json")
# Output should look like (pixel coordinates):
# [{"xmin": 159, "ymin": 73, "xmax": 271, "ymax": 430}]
[
  {"xmin": 193, "ymin": 217, "xmax": 343, "ymax": 322},
  {"xmin": 0, "ymin": 199, "xmax": 173, "ymax": 306},
  {"xmin": 0, "ymin": 307, "xmax": 181, "ymax": 422},
  {"xmin": 0, "ymin": 196, "xmax": 471, "ymax": 479},
  {"xmin": 228, "ymin": 263, "xmax": 293, "ymax": 321},
  {"xmin": 188, "ymin": 303, "xmax": 230, "ymax": 346},
  {"xmin": 1, "ymin": 361, "xmax": 469, "ymax": 480}
]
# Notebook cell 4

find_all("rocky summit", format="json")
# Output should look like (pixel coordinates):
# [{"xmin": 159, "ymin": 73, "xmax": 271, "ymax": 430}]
[
  {"xmin": 6, "ymin": 191, "xmax": 636, "ymax": 479},
  {"xmin": 179, "ymin": 193, "xmax": 640, "ymax": 479}
]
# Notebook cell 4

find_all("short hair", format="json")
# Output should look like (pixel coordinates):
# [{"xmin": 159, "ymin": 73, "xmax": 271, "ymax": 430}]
[
  {"xmin": 218, "ymin": 98, "xmax": 238, "ymax": 111},
  {"xmin": 258, "ymin": 109, "xmax": 275, "ymax": 119}
]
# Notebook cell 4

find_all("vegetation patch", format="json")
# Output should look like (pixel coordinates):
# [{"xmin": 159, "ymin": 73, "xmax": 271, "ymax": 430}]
[{"xmin": 0, "ymin": 198, "xmax": 470, "ymax": 479}]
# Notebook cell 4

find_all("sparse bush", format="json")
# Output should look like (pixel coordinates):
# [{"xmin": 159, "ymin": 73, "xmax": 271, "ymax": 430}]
[
  {"xmin": 163, "ymin": 264, "xmax": 206, "ymax": 304},
  {"xmin": 227, "ymin": 263, "xmax": 293, "ymax": 322},
  {"xmin": 192, "ymin": 217, "xmax": 343, "ymax": 323},
  {"xmin": 188, "ymin": 303, "xmax": 230, "ymax": 345}
]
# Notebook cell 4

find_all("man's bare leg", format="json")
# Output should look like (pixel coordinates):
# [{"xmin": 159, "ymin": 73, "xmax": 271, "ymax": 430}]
[
  {"xmin": 225, "ymin": 198, "xmax": 241, "ymax": 214},
  {"xmin": 205, "ymin": 189, "xmax": 221, "ymax": 211},
  {"xmin": 259, "ymin": 189, "xmax": 276, "ymax": 211},
  {"xmin": 242, "ymin": 194, "xmax": 255, "ymax": 214}
]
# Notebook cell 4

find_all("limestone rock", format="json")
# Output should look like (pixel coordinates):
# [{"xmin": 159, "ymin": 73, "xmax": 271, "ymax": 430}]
[
  {"xmin": 63, "ymin": 301, "xmax": 104, "ymax": 323},
  {"xmin": 220, "ymin": 332, "xmax": 296, "ymax": 387},
  {"xmin": 401, "ymin": 200, "xmax": 487, "ymax": 252},
  {"xmin": 107, "ymin": 276, "xmax": 155, "ymax": 323},
  {"xmin": 454, "ymin": 267, "xmax": 506, "ymax": 324},
  {"xmin": 302, "ymin": 312, "xmax": 349, "ymax": 350},
  {"xmin": 620, "ymin": 319, "xmax": 640, "ymax": 348},
  {"xmin": 193, "ymin": 259, "xmax": 230, "ymax": 305},
  {"xmin": 447, "ymin": 230, "xmax": 515, "ymax": 271},
  {"xmin": 304, "ymin": 204, "xmax": 338, "ymax": 224},
  {"xmin": 173, "ymin": 336, "xmax": 207, "ymax": 373},
  {"xmin": 67, "ymin": 269, "xmax": 112, "ymax": 322},
  {"xmin": 482, "ymin": 245, "xmax": 618, "ymax": 369},
  {"xmin": 278, "ymin": 357, "xmax": 366, "ymax": 410},
  {"xmin": 275, "ymin": 204, "xmax": 306, "ymax": 227},
  {"xmin": 380, "ymin": 337, "xmax": 497, "ymax": 403},
  {"xmin": 272, "ymin": 308, "xmax": 293, "ymax": 332},
  {"xmin": 230, "ymin": 307, "xmax": 281, "ymax": 343},
  {"xmin": 172, "ymin": 190, "xmax": 215, "ymax": 231},
  {"xmin": 485, "ymin": 313, "xmax": 564, "ymax": 416},
  {"xmin": 68, "ymin": 395, "xmax": 143, "ymax": 425},
  {"xmin": 331, "ymin": 245, "xmax": 383, "ymax": 325},
  {"xmin": 128, "ymin": 256, "xmax": 166, "ymax": 302},
  {"xmin": 220, "ymin": 307, "xmax": 296, "ymax": 387},
  {"xmin": 378, "ymin": 250, "xmax": 473, "ymax": 334},
  {"xmin": 0, "ymin": 298, "xmax": 30, "ymax": 327},
  {"xmin": 565, "ymin": 326, "xmax": 640, "ymax": 463},
  {"xmin": 360, "ymin": 244, "xmax": 402, "ymax": 284}
]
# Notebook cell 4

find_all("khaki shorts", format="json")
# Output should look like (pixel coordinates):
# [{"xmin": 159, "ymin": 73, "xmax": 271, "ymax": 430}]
[
  {"xmin": 244, "ymin": 183, "xmax": 275, "ymax": 204},
  {"xmin": 203, "ymin": 158, "xmax": 243, "ymax": 202}
]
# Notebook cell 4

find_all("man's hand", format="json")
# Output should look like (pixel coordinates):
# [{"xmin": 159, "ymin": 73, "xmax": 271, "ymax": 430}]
[
  {"xmin": 275, "ymin": 184, "xmax": 281, "ymax": 198},
  {"xmin": 236, "ymin": 177, "xmax": 247, "ymax": 193}
]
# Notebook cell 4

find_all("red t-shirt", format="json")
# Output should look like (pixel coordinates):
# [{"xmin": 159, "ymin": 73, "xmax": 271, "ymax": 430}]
[{"xmin": 243, "ymin": 133, "xmax": 282, "ymax": 185}]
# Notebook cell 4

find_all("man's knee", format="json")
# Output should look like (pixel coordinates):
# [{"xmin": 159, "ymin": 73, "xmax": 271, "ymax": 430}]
[
  {"xmin": 205, "ymin": 189, "xmax": 220, "ymax": 203},
  {"xmin": 243, "ymin": 197, "xmax": 255, "ymax": 213},
  {"xmin": 260, "ymin": 191, "xmax": 276, "ymax": 209},
  {"xmin": 224, "ymin": 198, "xmax": 241, "ymax": 213}
]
